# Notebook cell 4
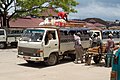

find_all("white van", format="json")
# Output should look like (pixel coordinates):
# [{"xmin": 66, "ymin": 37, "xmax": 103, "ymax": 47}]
[
  {"xmin": 17, "ymin": 26, "xmax": 91, "ymax": 66},
  {"xmin": 0, "ymin": 28, "xmax": 23, "ymax": 48}
]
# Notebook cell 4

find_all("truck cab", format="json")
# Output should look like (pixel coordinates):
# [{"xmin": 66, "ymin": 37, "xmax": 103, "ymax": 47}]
[{"xmin": 18, "ymin": 28, "xmax": 59, "ymax": 65}]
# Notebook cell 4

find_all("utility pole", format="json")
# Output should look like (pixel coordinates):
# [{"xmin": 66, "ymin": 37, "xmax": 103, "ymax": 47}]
[{"xmin": 0, "ymin": 15, "xmax": 3, "ymax": 28}]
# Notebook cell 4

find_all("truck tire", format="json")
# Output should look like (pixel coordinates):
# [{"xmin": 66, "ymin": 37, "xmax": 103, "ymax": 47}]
[
  {"xmin": 0, "ymin": 43, "xmax": 6, "ymax": 49},
  {"xmin": 69, "ymin": 54, "xmax": 76, "ymax": 61},
  {"xmin": 45, "ymin": 53, "xmax": 58, "ymax": 66},
  {"xmin": 11, "ymin": 42, "xmax": 17, "ymax": 48}
]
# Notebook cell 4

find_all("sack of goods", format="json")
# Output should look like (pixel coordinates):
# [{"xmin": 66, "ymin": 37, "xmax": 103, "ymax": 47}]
[
  {"xmin": 87, "ymin": 45, "xmax": 107, "ymax": 53},
  {"xmin": 87, "ymin": 46, "xmax": 100, "ymax": 53}
]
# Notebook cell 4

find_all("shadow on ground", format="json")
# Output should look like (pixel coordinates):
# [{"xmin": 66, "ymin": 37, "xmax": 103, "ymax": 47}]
[
  {"xmin": 0, "ymin": 46, "xmax": 17, "ymax": 49},
  {"xmin": 18, "ymin": 57, "xmax": 110, "ymax": 69},
  {"xmin": 91, "ymin": 62, "xmax": 105, "ymax": 67},
  {"xmin": 18, "ymin": 57, "xmax": 73, "ymax": 69},
  {"xmin": 84, "ymin": 61, "xmax": 112, "ymax": 68}
]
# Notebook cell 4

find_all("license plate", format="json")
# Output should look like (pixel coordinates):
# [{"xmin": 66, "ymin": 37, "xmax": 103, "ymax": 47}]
[{"xmin": 24, "ymin": 56, "xmax": 30, "ymax": 60}]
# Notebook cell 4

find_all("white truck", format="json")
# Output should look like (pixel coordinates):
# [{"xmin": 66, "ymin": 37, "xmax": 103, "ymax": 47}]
[
  {"xmin": 0, "ymin": 28, "xmax": 23, "ymax": 48},
  {"xmin": 17, "ymin": 26, "xmax": 91, "ymax": 66},
  {"xmin": 90, "ymin": 29, "xmax": 120, "ymax": 44}
]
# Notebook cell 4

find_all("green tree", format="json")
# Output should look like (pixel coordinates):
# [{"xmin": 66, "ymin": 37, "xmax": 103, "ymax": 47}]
[
  {"xmin": 0, "ymin": 0, "xmax": 79, "ymax": 29},
  {"xmin": 0, "ymin": 0, "xmax": 15, "ymax": 28}
]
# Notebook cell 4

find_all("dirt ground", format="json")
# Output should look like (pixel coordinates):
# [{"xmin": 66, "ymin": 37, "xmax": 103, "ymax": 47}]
[{"xmin": 0, "ymin": 48, "xmax": 111, "ymax": 80}]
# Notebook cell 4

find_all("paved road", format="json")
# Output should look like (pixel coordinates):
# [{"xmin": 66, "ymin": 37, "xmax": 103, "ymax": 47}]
[{"xmin": 0, "ymin": 48, "xmax": 111, "ymax": 80}]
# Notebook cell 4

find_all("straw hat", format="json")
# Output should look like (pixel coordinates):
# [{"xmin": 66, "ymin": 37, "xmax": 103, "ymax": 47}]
[
  {"xmin": 109, "ymin": 33, "xmax": 113, "ymax": 37},
  {"xmin": 76, "ymin": 32, "xmax": 81, "ymax": 35},
  {"xmin": 75, "ymin": 32, "xmax": 81, "ymax": 37}
]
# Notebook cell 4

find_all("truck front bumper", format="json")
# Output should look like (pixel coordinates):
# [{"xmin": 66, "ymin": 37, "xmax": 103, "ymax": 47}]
[{"xmin": 17, "ymin": 55, "xmax": 44, "ymax": 61}]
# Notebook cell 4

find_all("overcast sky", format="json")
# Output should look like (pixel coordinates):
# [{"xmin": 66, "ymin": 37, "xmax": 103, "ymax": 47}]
[{"xmin": 69, "ymin": 0, "xmax": 120, "ymax": 21}]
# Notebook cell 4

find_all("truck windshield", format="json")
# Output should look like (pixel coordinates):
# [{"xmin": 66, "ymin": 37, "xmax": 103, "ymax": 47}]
[
  {"xmin": 0, "ymin": 31, "xmax": 4, "ymax": 35},
  {"xmin": 21, "ymin": 29, "xmax": 44, "ymax": 42}
]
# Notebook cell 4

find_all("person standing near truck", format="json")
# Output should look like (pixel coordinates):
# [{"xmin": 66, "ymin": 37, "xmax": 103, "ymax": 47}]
[
  {"xmin": 105, "ymin": 34, "xmax": 115, "ymax": 67},
  {"xmin": 74, "ymin": 32, "xmax": 84, "ymax": 64},
  {"xmin": 110, "ymin": 48, "xmax": 120, "ymax": 80}
]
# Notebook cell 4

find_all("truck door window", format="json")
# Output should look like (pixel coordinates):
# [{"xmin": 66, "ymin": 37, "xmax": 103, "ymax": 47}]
[
  {"xmin": 0, "ymin": 31, "xmax": 4, "ymax": 35},
  {"xmin": 7, "ymin": 29, "xmax": 24, "ymax": 37},
  {"xmin": 45, "ymin": 31, "xmax": 56, "ymax": 45}
]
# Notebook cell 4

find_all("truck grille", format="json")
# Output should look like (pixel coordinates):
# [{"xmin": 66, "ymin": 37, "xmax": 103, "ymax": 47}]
[
  {"xmin": 23, "ymin": 52, "xmax": 33, "ymax": 56},
  {"xmin": 18, "ymin": 47, "xmax": 39, "ymax": 56}
]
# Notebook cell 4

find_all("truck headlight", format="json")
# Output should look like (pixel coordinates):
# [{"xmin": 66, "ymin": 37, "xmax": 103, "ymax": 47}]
[
  {"xmin": 2, "ymin": 37, "xmax": 5, "ymax": 39},
  {"xmin": 33, "ymin": 53, "xmax": 36, "ymax": 56},
  {"xmin": 18, "ymin": 51, "xmax": 23, "ymax": 55},
  {"xmin": 19, "ymin": 38, "xmax": 22, "ymax": 41},
  {"xmin": 33, "ymin": 53, "xmax": 40, "ymax": 57}
]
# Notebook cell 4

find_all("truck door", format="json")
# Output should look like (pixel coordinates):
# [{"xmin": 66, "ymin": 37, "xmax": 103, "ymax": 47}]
[
  {"xmin": 0, "ymin": 29, "xmax": 6, "ymax": 42},
  {"xmin": 0, "ymin": 29, "xmax": 6, "ymax": 48},
  {"xmin": 43, "ymin": 30, "xmax": 59, "ymax": 57}
]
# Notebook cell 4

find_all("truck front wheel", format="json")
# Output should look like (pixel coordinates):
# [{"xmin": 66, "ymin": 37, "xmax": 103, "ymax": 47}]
[
  {"xmin": 69, "ymin": 54, "xmax": 76, "ymax": 61},
  {"xmin": 0, "ymin": 43, "xmax": 6, "ymax": 49},
  {"xmin": 45, "ymin": 53, "xmax": 58, "ymax": 66},
  {"xmin": 11, "ymin": 42, "xmax": 17, "ymax": 48}
]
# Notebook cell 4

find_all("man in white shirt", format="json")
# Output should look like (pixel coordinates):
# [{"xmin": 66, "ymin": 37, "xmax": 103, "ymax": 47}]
[{"xmin": 74, "ymin": 32, "xmax": 84, "ymax": 64}]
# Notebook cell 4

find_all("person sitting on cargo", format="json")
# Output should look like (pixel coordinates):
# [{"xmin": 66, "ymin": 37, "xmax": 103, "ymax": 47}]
[
  {"xmin": 74, "ymin": 32, "xmax": 84, "ymax": 64},
  {"xmin": 58, "ymin": 12, "xmax": 68, "ymax": 21}
]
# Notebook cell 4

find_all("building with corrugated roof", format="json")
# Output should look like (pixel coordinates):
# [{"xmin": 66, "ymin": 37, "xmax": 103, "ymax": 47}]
[{"xmin": 9, "ymin": 17, "xmax": 44, "ymax": 28}]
